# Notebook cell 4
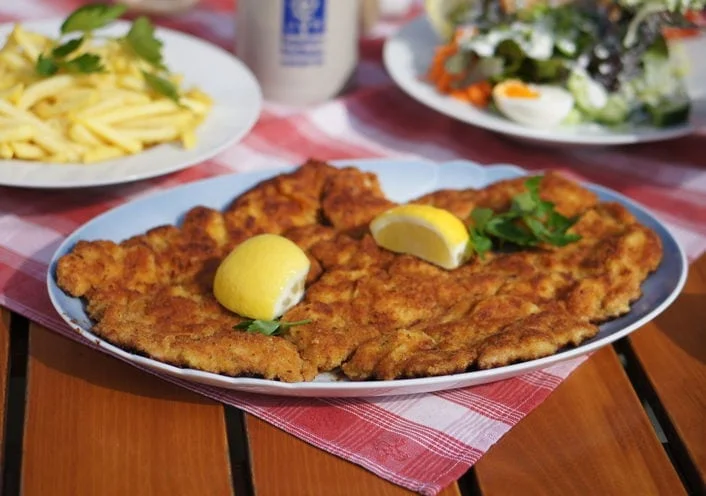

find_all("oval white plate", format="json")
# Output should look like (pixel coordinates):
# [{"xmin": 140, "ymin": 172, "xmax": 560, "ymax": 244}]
[
  {"xmin": 47, "ymin": 159, "xmax": 687, "ymax": 397},
  {"xmin": 383, "ymin": 16, "xmax": 705, "ymax": 146},
  {"xmin": 0, "ymin": 19, "xmax": 262, "ymax": 189}
]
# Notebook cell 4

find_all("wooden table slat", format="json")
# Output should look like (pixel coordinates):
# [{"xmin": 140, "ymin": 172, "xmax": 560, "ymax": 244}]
[
  {"xmin": 21, "ymin": 325, "xmax": 234, "ymax": 496},
  {"xmin": 246, "ymin": 415, "xmax": 461, "ymax": 496},
  {"xmin": 474, "ymin": 346, "xmax": 685, "ymax": 496},
  {"xmin": 628, "ymin": 254, "xmax": 706, "ymax": 486},
  {"xmin": 12, "ymin": 257, "xmax": 706, "ymax": 495},
  {"xmin": 0, "ymin": 307, "xmax": 10, "ymax": 474}
]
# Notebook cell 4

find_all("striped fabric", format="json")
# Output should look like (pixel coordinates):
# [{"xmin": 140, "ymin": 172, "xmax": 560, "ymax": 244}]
[{"xmin": 1, "ymin": 1, "xmax": 705, "ymax": 494}]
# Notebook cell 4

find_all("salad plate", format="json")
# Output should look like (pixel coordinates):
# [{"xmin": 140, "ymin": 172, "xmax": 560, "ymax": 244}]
[
  {"xmin": 384, "ymin": 15, "xmax": 705, "ymax": 146},
  {"xmin": 0, "ymin": 19, "xmax": 262, "ymax": 189},
  {"xmin": 47, "ymin": 158, "xmax": 687, "ymax": 397}
]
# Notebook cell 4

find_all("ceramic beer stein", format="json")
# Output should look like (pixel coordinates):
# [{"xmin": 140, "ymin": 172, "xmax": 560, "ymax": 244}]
[{"xmin": 236, "ymin": 0, "xmax": 364, "ymax": 106}]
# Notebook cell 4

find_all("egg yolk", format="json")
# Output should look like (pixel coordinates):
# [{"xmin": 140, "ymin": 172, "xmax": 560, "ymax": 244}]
[{"xmin": 499, "ymin": 82, "xmax": 539, "ymax": 99}]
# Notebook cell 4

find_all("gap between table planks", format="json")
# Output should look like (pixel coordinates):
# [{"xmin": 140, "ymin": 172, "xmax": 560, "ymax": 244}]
[
  {"xmin": 627, "ymin": 253, "xmax": 706, "ymax": 491},
  {"xmin": 474, "ymin": 253, "xmax": 706, "ymax": 496},
  {"xmin": 474, "ymin": 346, "xmax": 685, "ymax": 495},
  {"xmin": 20, "ymin": 325, "xmax": 234, "ymax": 496},
  {"xmin": 0, "ymin": 255, "xmax": 702, "ymax": 495},
  {"xmin": 245, "ymin": 415, "xmax": 463, "ymax": 496},
  {"xmin": 10, "ymin": 320, "xmax": 461, "ymax": 496}
]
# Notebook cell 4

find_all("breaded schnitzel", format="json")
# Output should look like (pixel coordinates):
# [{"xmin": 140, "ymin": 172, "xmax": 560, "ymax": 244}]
[{"xmin": 56, "ymin": 160, "xmax": 662, "ymax": 382}]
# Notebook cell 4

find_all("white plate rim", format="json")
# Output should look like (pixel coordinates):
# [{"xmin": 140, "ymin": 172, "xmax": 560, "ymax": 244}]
[
  {"xmin": 382, "ymin": 16, "xmax": 701, "ymax": 146},
  {"xmin": 0, "ymin": 18, "xmax": 262, "ymax": 189},
  {"xmin": 46, "ymin": 158, "xmax": 688, "ymax": 397}
]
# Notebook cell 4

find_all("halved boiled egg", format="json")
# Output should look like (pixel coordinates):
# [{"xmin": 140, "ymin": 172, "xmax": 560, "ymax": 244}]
[{"xmin": 493, "ymin": 80, "xmax": 574, "ymax": 128}]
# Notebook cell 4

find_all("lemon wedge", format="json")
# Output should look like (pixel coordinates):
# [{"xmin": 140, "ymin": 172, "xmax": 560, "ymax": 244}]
[
  {"xmin": 213, "ymin": 234, "xmax": 310, "ymax": 320},
  {"xmin": 424, "ymin": 0, "xmax": 474, "ymax": 41},
  {"xmin": 370, "ymin": 204, "xmax": 471, "ymax": 270}
]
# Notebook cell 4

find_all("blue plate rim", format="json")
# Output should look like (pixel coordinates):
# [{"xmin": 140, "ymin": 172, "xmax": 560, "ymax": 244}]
[{"xmin": 45, "ymin": 158, "xmax": 688, "ymax": 396}]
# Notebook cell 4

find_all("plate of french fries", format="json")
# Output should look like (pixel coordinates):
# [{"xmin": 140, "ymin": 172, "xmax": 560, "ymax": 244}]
[{"xmin": 0, "ymin": 4, "xmax": 262, "ymax": 188}]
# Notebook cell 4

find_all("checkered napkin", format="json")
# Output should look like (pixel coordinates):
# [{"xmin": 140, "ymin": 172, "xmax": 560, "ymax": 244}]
[{"xmin": 2, "ymin": 2, "xmax": 706, "ymax": 494}]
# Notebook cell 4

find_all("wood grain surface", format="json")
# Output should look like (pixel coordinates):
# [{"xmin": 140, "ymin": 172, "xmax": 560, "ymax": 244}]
[
  {"xmin": 629, "ymin": 254, "xmax": 706, "ymax": 486},
  {"xmin": 474, "ymin": 346, "xmax": 685, "ymax": 496},
  {"xmin": 9, "ymin": 259, "xmax": 705, "ymax": 495},
  {"xmin": 0, "ymin": 307, "xmax": 10, "ymax": 473},
  {"xmin": 245, "ymin": 415, "xmax": 461, "ymax": 496},
  {"xmin": 21, "ymin": 325, "xmax": 234, "ymax": 496}
]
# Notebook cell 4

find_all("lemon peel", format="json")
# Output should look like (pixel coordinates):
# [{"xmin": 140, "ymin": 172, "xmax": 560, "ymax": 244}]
[
  {"xmin": 213, "ymin": 234, "xmax": 310, "ymax": 320},
  {"xmin": 370, "ymin": 204, "xmax": 471, "ymax": 270}
]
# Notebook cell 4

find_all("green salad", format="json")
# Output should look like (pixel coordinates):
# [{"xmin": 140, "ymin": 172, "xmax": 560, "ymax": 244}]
[{"xmin": 444, "ymin": 0, "xmax": 704, "ymax": 128}]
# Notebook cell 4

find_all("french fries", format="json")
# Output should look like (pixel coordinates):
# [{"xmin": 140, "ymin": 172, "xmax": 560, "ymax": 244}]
[{"xmin": 0, "ymin": 22, "xmax": 212, "ymax": 164}]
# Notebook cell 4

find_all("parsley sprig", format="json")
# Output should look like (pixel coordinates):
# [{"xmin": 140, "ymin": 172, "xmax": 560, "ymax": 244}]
[
  {"xmin": 125, "ymin": 17, "xmax": 166, "ymax": 69},
  {"xmin": 36, "ymin": 51, "xmax": 104, "ymax": 76},
  {"xmin": 234, "ymin": 319, "xmax": 312, "ymax": 337},
  {"xmin": 35, "ymin": 3, "xmax": 180, "ymax": 102},
  {"xmin": 60, "ymin": 3, "xmax": 127, "ymax": 34},
  {"xmin": 468, "ymin": 176, "xmax": 581, "ymax": 258}
]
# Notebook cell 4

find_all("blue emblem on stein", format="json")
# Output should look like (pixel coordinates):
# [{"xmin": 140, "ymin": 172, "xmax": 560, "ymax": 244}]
[{"xmin": 281, "ymin": 0, "xmax": 326, "ymax": 66}]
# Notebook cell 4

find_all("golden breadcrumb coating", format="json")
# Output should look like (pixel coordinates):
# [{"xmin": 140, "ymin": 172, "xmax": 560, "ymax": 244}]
[{"xmin": 56, "ymin": 160, "xmax": 662, "ymax": 382}]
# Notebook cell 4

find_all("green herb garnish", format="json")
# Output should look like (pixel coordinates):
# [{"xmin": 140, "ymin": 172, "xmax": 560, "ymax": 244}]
[
  {"xmin": 61, "ymin": 53, "xmax": 104, "ymax": 74},
  {"xmin": 468, "ymin": 176, "xmax": 581, "ymax": 257},
  {"xmin": 60, "ymin": 3, "xmax": 127, "ymax": 35},
  {"xmin": 126, "ymin": 16, "xmax": 165, "ymax": 69},
  {"xmin": 35, "ymin": 4, "xmax": 180, "ymax": 101},
  {"xmin": 35, "ymin": 54, "xmax": 59, "ymax": 76},
  {"xmin": 142, "ymin": 70, "xmax": 180, "ymax": 103},
  {"xmin": 51, "ymin": 36, "xmax": 84, "ymax": 58},
  {"xmin": 234, "ymin": 319, "xmax": 312, "ymax": 336},
  {"xmin": 468, "ymin": 207, "xmax": 494, "ymax": 259},
  {"xmin": 36, "ymin": 50, "xmax": 104, "ymax": 76}
]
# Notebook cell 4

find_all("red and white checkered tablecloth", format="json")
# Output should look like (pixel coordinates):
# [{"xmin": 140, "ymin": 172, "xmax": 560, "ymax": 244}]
[{"xmin": 2, "ymin": 1, "xmax": 706, "ymax": 494}]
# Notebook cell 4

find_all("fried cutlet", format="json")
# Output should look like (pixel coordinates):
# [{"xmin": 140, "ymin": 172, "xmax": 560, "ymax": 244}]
[
  {"xmin": 56, "ymin": 160, "xmax": 663, "ymax": 383},
  {"xmin": 294, "ymin": 198, "xmax": 659, "ymax": 380},
  {"xmin": 412, "ymin": 171, "xmax": 598, "ymax": 220},
  {"xmin": 223, "ymin": 158, "xmax": 338, "ymax": 240},
  {"xmin": 320, "ymin": 166, "xmax": 396, "ymax": 237},
  {"xmin": 56, "ymin": 159, "xmax": 345, "ymax": 382}
]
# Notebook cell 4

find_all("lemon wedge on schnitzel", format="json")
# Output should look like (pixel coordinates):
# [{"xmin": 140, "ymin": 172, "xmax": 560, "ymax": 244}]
[
  {"xmin": 370, "ymin": 204, "xmax": 471, "ymax": 269},
  {"xmin": 213, "ymin": 234, "xmax": 310, "ymax": 320}
]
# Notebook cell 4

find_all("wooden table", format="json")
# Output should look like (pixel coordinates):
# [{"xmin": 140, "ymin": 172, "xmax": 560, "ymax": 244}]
[{"xmin": 2, "ymin": 255, "xmax": 704, "ymax": 496}]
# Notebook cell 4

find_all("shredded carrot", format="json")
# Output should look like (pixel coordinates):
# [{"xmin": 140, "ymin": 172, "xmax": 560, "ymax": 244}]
[
  {"xmin": 450, "ymin": 81, "xmax": 493, "ymax": 107},
  {"xmin": 426, "ymin": 41, "xmax": 464, "ymax": 93},
  {"xmin": 664, "ymin": 10, "xmax": 704, "ymax": 39},
  {"xmin": 663, "ymin": 27, "xmax": 701, "ymax": 39},
  {"xmin": 427, "ymin": 39, "xmax": 493, "ymax": 108}
]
